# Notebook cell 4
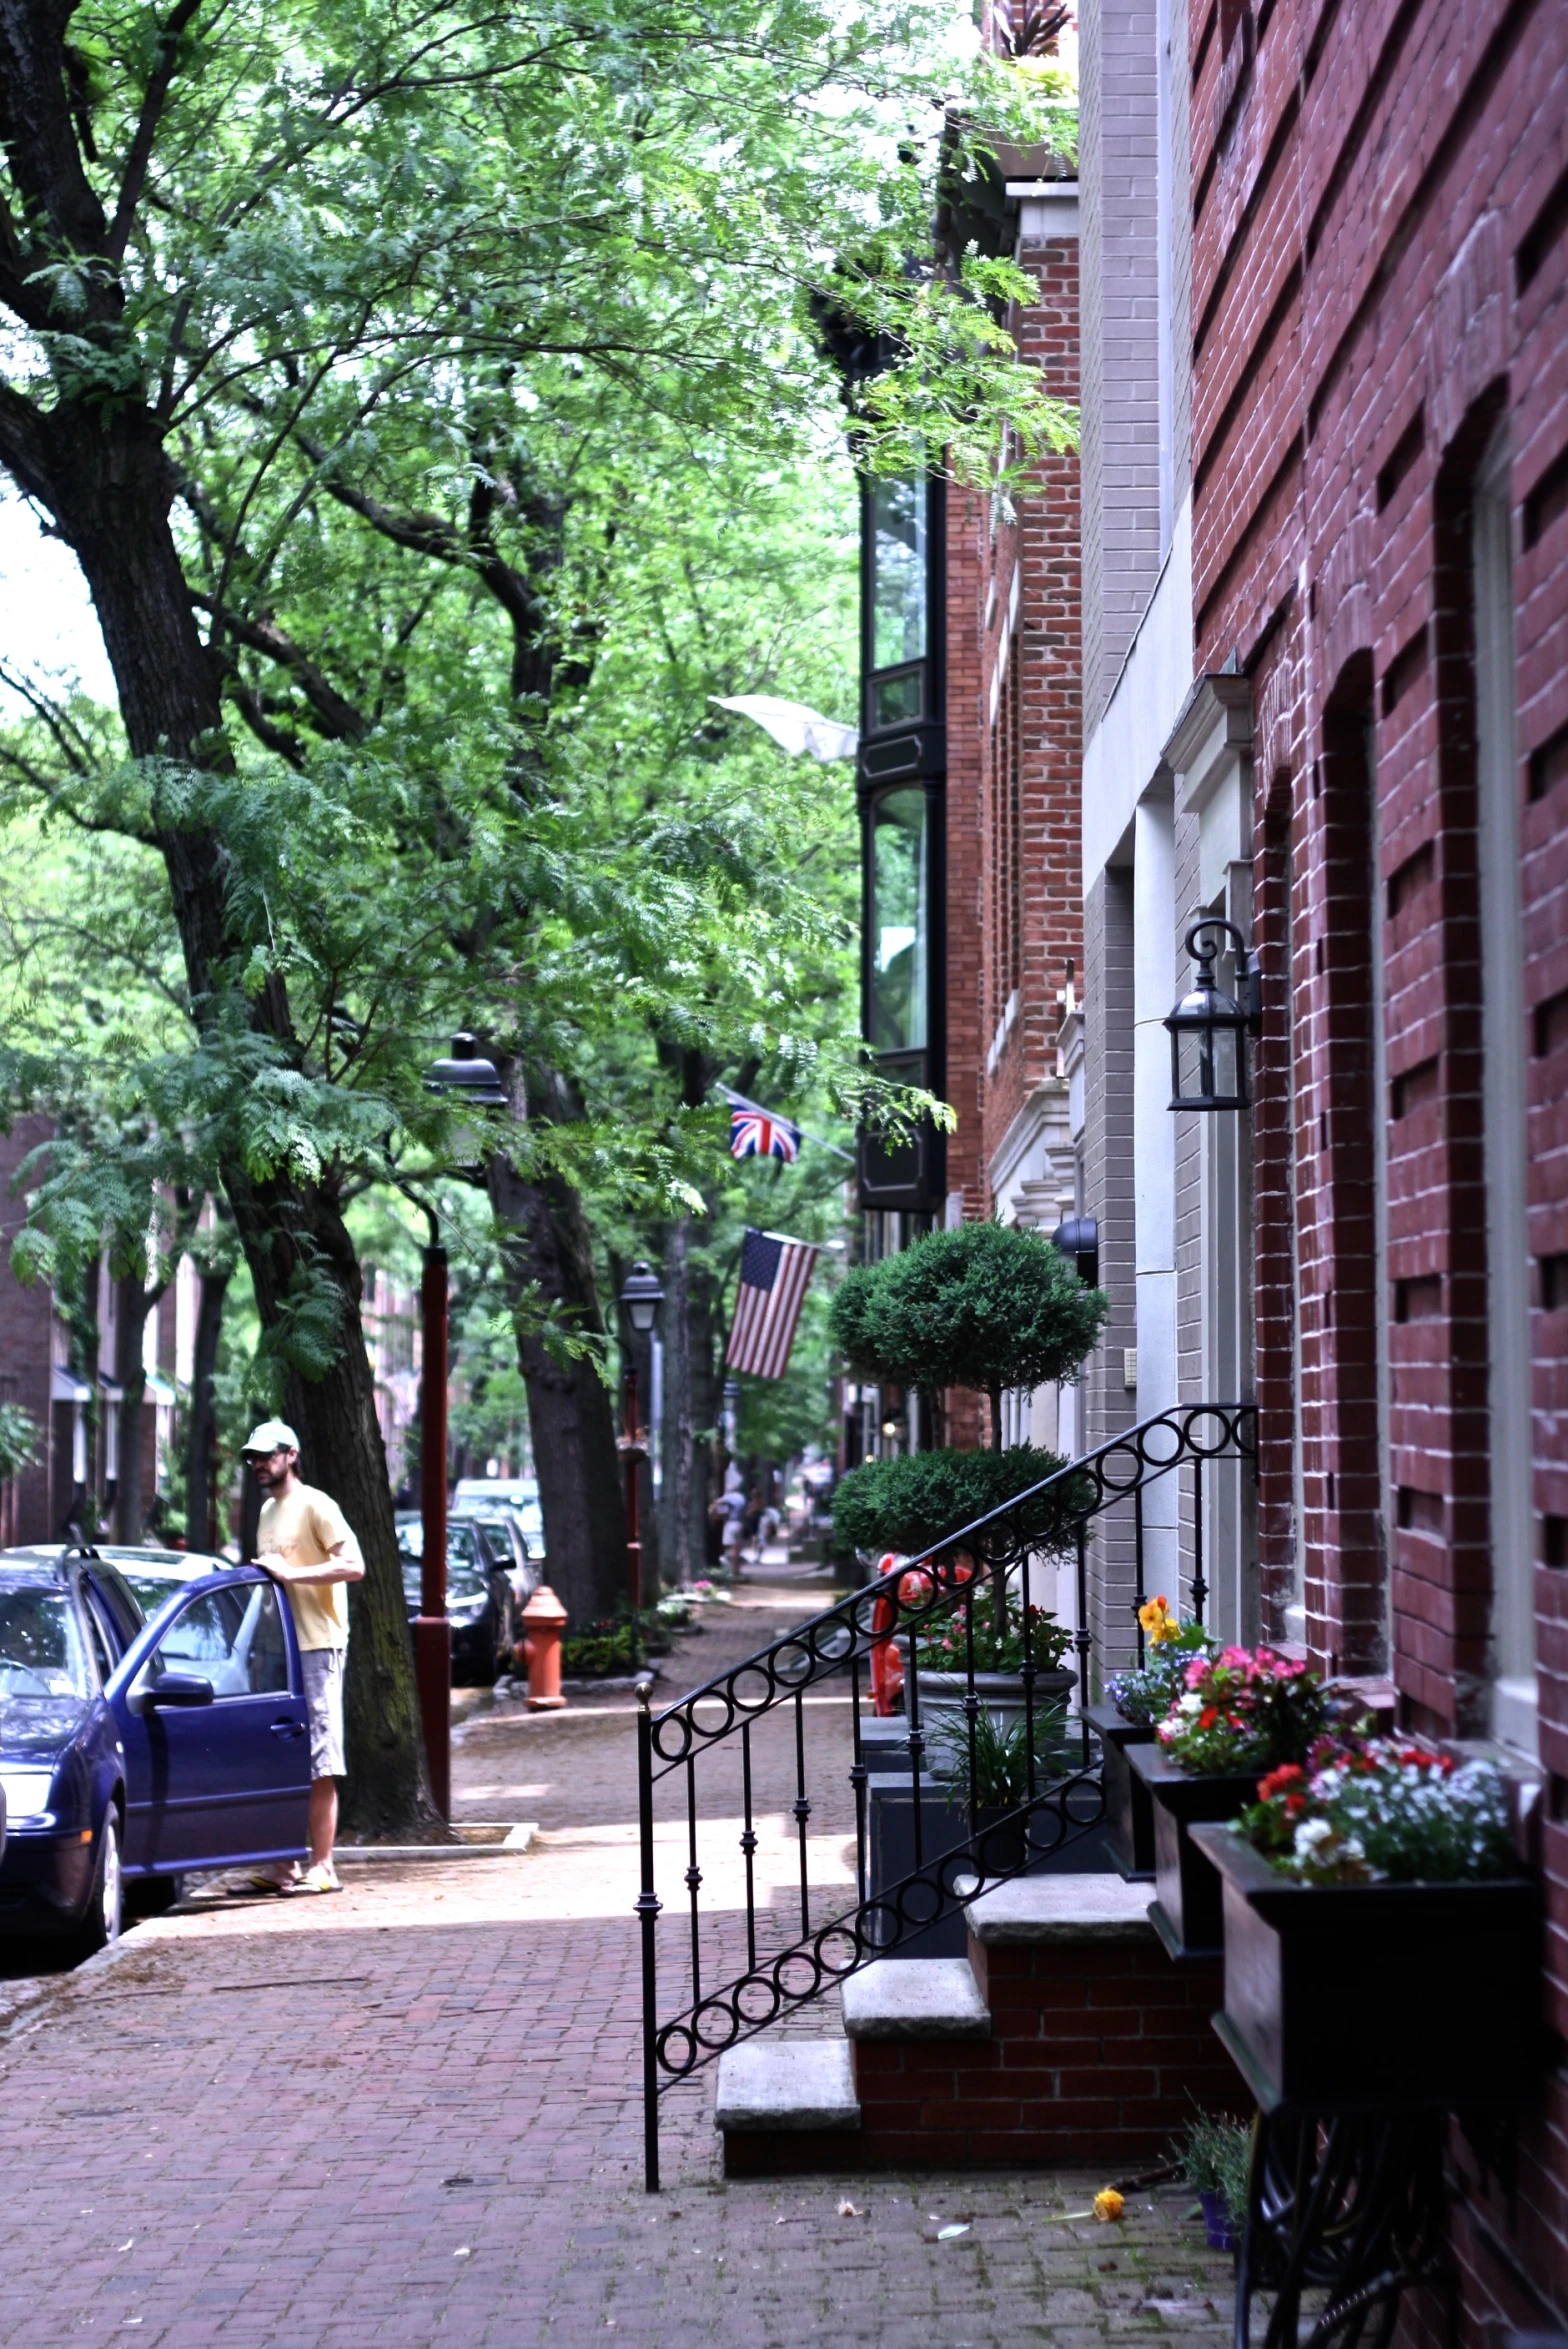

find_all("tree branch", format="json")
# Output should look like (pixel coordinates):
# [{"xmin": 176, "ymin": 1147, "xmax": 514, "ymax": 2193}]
[
  {"xmin": 191, "ymin": 594, "xmax": 369, "ymax": 741},
  {"xmin": 108, "ymin": 0, "xmax": 212, "ymax": 261}
]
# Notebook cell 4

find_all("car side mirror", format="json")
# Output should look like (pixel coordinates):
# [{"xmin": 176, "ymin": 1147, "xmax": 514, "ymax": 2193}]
[{"xmin": 145, "ymin": 1669, "xmax": 216, "ymax": 1708}]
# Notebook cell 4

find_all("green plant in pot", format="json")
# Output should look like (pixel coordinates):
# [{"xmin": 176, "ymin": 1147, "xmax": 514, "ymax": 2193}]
[
  {"xmin": 1173, "ymin": 2112, "xmax": 1251, "ymax": 2254},
  {"xmin": 927, "ymin": 1701, "xmax": 1072, "ymax": 1875}
]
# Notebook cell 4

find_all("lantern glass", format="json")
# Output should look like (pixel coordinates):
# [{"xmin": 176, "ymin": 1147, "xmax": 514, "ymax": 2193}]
[
  {"xmin": 620, "ymin": 1260, "xmax": 665, "ymax": 1334},
  {"xmin": 1166, "ymin": 991, "xmax": 1248, "ymax": 1110}
]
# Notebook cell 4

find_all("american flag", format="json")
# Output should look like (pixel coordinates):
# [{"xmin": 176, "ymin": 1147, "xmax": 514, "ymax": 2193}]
[
  {"xmin": 730, "ymin": 1105, "xmax": 801, "ymax": 1163},
  {"xmin": 725, "ymin": 1228, "xmax": 819, "ymax": 1380}
]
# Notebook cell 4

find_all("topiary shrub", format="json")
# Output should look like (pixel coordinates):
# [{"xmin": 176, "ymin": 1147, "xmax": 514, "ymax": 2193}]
[
  {"xmin": 829, "ymin": 1220, "xmax": 1108, "ymax": 1447},
  {"xmin": 831, "ymin": 1443, "xmax": 1086, "ymax": 1562}
]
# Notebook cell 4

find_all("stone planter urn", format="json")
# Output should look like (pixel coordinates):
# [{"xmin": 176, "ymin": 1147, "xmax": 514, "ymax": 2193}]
[
  {"xmin": 915, "ymin": 1666, "xmax": 1077, "ymax": 1742},
  {"xmin": 1189, "ymin": 1823, "xmax": 1543, "ymax": 2109},
  {"xmin": 1086, "ymin": 1700, "xmax": 1157, "ymax": 1880},
  {"xmin": 1127, "ymin": 1740, "xmax": 1260, "ymax": 1958}
]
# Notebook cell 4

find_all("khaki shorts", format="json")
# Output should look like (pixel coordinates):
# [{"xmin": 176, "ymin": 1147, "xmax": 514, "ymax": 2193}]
[{"xmin": 301, "ymin": 1646, "xmax": 347, "ymax": 1780}]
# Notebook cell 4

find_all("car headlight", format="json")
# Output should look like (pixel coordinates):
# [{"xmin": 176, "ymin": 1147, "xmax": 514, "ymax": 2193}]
[{"xmin": 0, "ymin": 1769, "xmax": 56, "ymax": 1821}]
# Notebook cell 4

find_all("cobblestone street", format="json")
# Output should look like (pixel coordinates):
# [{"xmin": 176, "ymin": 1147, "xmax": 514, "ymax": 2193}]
[{"xmin": 0, "ymin": 1583, "xmax": 1235, "ymax": 2348}]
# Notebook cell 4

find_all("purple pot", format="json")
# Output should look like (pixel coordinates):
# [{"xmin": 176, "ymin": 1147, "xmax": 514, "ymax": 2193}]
[{"xmin": 1199, "ymin": 2188, "xmax": 1237, "ymax": 2254}]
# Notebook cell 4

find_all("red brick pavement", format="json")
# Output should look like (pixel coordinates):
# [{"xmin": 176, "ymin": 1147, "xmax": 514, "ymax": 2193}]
[{"xmin": 0, "ymin": 1585, "xmax": 1236, "ymax": 2346}]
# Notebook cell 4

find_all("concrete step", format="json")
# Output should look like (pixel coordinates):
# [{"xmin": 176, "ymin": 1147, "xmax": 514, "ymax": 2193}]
[
  {"xmin": 841, "ymin": 1957, "xmax": 990, "ymax": 2041},
  {"xmin": 714, "ymin": 2039, "xmax": 860, "ymax": 2134},
  {"xmin": 965, "ymin": 1872, "xmax": 1155, "ymax": 1945}
]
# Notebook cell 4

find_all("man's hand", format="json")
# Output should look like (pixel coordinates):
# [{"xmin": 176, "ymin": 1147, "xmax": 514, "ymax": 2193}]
[{"xmin": 255, "ymin": 1544, "xmax": 364, "ymax": 1587}]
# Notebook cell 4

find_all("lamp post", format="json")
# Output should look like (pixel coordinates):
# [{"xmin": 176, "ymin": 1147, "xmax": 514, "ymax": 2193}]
[
  {"xmin": 618, "ymin": 1260, "xmax": 664, "ymax": 1613},
  {"xmin": 418, "ymin": 1033, "xmax": 507, "ymax": 1817},
  {"xmin": 1164, "ymin": 917, "xmax": 1262, "ymax": 1111},
  {"xmin": 618, "ymin": 1261, "xmax": 664, "ymax": 1610}
]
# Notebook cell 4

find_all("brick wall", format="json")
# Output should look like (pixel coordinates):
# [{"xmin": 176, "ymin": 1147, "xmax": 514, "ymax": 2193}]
[{"xmin": 1186, "ymin": 0, "xmax": 1568, "ymax": 2314}]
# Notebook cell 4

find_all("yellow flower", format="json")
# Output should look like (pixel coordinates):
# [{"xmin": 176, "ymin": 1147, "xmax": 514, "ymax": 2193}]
[
  {"xmin": 1138, "ymin": 1595, "xmax": 1178, "ymax": 1646},
  {"xmin": 1093, "ymin": 2189, "xmax": 1125, "ymax": 2223}
]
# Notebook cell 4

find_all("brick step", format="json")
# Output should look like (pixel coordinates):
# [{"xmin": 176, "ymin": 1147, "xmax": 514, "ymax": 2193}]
[{"xmin": 716, "ymin": 1875, "xmax": 1248, "ymax": 2177}]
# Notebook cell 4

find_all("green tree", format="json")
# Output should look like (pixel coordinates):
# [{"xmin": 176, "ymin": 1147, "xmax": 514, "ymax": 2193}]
[
  {"xmin": 831, "ymin": 1220, "xmax": 1108, "ymax": 1449},
  {"xmin": 0, "ymin": 0, "xmax": 1071, "ymax": 1829}
]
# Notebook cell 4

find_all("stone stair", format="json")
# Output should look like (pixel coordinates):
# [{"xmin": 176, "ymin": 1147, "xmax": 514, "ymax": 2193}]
[{"xmin": 716, "ymin": 1875, "xmax": 1247, "ymax": 2176}]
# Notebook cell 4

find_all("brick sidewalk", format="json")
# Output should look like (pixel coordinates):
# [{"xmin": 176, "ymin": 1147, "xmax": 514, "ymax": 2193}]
[{"xmin": 0, "ymin": 1591, "xmax": 1236, "ymax": 2347}]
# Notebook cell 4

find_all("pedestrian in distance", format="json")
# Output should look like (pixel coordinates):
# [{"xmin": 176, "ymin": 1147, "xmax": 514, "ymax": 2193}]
[{"xmin": 239, "ymin": 1419, "xmax": 364, "ymax": 1895}]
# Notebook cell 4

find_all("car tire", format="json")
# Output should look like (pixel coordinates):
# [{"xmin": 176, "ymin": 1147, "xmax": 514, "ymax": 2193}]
[
  {"xmin": 125, "ymin": 1873, "xmax": 184, "ymax": 1919},
  {"xmin": 74, "ymin": 1808, "xmax": 123, "ymax": 1959}
]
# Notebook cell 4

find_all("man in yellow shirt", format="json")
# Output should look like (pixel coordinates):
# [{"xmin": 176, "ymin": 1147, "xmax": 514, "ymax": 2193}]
[{"xmin": 245, "ymin": 1419, "xmax": 365, "ymax": 1894}]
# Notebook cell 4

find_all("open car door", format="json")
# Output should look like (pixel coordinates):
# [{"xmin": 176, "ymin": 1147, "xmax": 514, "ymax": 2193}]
[{"xmin": 108, "ymin": 1570, "xmax": 311, "ymax": 1878}]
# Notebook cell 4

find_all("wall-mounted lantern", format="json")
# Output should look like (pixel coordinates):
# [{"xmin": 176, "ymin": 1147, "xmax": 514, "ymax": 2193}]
[{"xmin": 1164, "ymin": 918, "xmax": 1263, "ymax": 1111}]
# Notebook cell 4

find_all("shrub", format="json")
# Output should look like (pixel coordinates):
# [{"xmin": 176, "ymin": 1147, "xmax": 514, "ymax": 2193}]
[
  {"xmin": 830, "ymin": 1443, "xmax": 1083, "ymax": 1562},
  {"xmin": 829, "ymin": 1220, "xmax": 1108, "ymax": 1446}
]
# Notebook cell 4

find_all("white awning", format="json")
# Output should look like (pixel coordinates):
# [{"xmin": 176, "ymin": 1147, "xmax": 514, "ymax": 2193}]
[{"xmin": 51, "ymin": 1367, "xmax": 92, "ymax": 1404}]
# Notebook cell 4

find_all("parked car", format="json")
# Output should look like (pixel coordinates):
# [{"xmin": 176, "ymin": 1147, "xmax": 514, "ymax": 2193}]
[
  {"xmin": 0, "ymin": 1547, "xmax": 310, "ymax": 1952},
  {"xmin": 456, "ymin": 1511, "xmax": 540, "ymax": 1606},
  {"xmin": 394, "ymin": 1516, "xmax": 515, "ymax": 1685},
  {"xmin": 451, "ymin": 1482, "xmax": 545, "ymax": 1578}
]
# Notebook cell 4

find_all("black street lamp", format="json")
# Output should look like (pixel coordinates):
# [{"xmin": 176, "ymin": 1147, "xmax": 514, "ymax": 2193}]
[
  {"xmin": 410, "ymin": 1031, "xmax": 508, "ymax": 1816},
  {"xmin": 1165, "ymin": 918, "xmax": 1263, "ymax": 1112},
  {"xmin": 618, "ymin": 1261, "xmax": 664, "ymax": 1611}
]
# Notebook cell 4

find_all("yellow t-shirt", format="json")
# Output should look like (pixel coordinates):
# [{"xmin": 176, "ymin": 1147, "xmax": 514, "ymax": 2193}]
[{"xmin": 257, "ymin": 1482, "xmax": 360, "ymax": 1653}]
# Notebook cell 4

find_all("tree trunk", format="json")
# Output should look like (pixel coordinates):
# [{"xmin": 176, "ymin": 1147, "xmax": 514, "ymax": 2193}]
[
  {"xmin": 223, "ymin": 1162, "xmax": 436, "ymax": 1838},
  {"xmin": 186, "ymin": 1260, "xmax": 231, "ymax": 1550},
  {"xmin": 659, "ymin": 1216, "xmax": 697, "ymax": 1585},
  {"xmin": 488, "ymin": 1147, "xmax": 627, "ymax": 1625},
  {"xmin": 27, "ymin": 409, "xmax": 435, "ymax": 1838},
  {"xmin": 112, "ymin": 1270, "xmax": 155, "ymax": 1545}
]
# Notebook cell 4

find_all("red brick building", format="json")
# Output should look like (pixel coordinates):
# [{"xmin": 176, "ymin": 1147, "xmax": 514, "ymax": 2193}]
[{"xmin": 1178, "ymin": 0, "xmax": 1568, "ymax": 2319}]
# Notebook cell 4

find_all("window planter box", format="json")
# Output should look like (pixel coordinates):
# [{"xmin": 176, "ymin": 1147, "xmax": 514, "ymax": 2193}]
[
  {"xmin": 1190, "ymin": 1822, "xmax": 1543, "ymax": 2111},
  {"xmin": 1127, "ymin": 1742, "xmax": 1260, "ymax": 1959},
  {"xmin": 1085, "ymin": 1701, "xmax": 1156, "ymax": 1881}
]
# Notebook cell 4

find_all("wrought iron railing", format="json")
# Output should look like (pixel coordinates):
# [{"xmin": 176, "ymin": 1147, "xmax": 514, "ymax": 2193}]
[{"xmin": 635, "ymin": 1401, "xmax": 1257, "ymax": 2189}]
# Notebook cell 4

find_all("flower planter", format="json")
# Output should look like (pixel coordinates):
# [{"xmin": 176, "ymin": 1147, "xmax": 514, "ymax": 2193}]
[
  {"xmin": 1086, "ymin": 1700, "xmax": 1157, "ymax": 1881},
  {"xmin": 1189, "ymin": 1823, "xmax": 1544, "ymax": 2111},
  {"xmin": 916, "ymin": 1667, "xmax": 1077, "ymax": 1739},
  {"xmin": 1127, "ymin": 1742, "xmax": 1260, "ymax": 1959}
]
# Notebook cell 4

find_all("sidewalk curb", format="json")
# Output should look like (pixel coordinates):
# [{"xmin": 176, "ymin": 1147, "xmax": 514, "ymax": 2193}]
[{"xmin": 333, "ymin": 1821, "xmax": 538, "ymax": 1863}]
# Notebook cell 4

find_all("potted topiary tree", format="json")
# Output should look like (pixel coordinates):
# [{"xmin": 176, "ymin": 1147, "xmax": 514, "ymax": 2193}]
[{"xmin": 830, "ymin": 1220, "xmax": 1108, "ymax": 1734}]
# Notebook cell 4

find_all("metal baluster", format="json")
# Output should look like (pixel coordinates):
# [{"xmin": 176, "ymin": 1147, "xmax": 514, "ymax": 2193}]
[
  {"xmin": 963, "ymin": 1569, "xmax": 979, "ymax": 1844},
  {"xmin": 906, "ymin": 1617, "xmax": 925, "ymax": 1872},
  {"xmin": 1133, "ymin": 1482, "xmax": 1146, "ymax": 1664},
  {"xmin": 1075, "ymin": 1519, "xmax": 1091, "ymax": 1768},
  {"xmin": 849, "ymin": 1653, "xmax": 868, "ymax": 1909},
  {"xmin": 636, "ymin": 1682, "xmax": 663, "ymax": 2194},
  {"xmin": 684, "ymin": 1756, "xmax": 702, "ymax": 2008},
  {"xmin": 1021, "ymin": 1544, "xmax": 1038, "ymax": 1805},
  {"xmin": 740, "ymin": 1721, "xmax": 758, "ymax": 1973},
  {"xmin": 1192, "ymin": 1453, "xmax": 1207, "ymax": 1627},
  {"xmin": 793, "ymin": 1687, "xmax": 812, "ymax": 1940}
]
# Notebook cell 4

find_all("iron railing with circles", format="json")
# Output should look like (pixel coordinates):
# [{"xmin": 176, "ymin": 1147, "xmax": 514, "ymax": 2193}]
[{"xmin": 635, "ymin": 1400, "xmax": 1257, "ymax": 2189}]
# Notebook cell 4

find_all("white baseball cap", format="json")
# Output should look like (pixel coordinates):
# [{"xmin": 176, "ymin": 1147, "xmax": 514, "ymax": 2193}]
[{"xmin": 243, "ymin": 1419, "xmax": 300, "ymax": 1457}]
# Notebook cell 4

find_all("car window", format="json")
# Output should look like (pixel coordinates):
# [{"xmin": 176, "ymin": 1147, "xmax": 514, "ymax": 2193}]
[
  {"xmin": 81, "ymin": 1597, "xmax": 116, "ymax": 1690},
  {"xmin": 0, "ymin": 1586, "xmax": 91, "ymax": 1699},
  {"xmin": 152, "ymin": 1584, "xmax": 290, "ymax": 1698}
]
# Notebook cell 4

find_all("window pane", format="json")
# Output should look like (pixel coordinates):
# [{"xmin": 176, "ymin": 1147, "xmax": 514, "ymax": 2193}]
[
  {"xmin": 870, "ymin": 789, "xmax": 928, "ymax": 1051},
  {"xmin": 154, "ymin": 1584, "xmax": 289, "ymax": 1697},
  {"xmin": 0, "ymin": 1587, "xmax": 90, "ymax": 1699},
  {"xmin": 873, "ymin": 669, "xmax": 923, "ymax": 729},
  {"xmin": 870, "ymin": 479, "xmax": 927, "ymax": 671}
]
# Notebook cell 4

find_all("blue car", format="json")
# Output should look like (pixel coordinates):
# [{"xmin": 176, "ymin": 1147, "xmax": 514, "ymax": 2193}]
[{"xmin": 0, "ymin": 1547, "xmax": 311, "ymax": 1954}]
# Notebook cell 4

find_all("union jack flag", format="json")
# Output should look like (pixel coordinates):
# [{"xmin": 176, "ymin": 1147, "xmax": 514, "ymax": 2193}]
[
  {"xmin": 730, "ymin": 1106, "xmax": 800, "ymax": 1163},
  {"xmin": 725, "ymin": 1228, "xmax": 819, "ymax": 1380}
]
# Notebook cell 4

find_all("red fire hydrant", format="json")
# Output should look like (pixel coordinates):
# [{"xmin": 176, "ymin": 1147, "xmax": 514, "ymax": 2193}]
[{"xmin": 519, "ymin": 1585, "xmax": 569, "ymax": 1711}]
